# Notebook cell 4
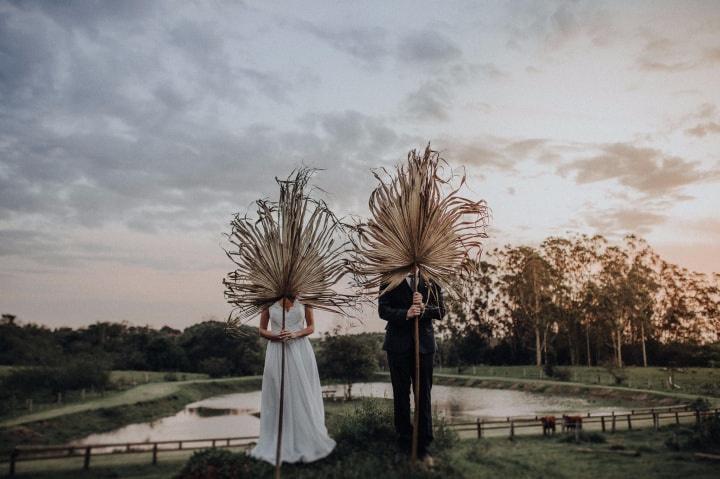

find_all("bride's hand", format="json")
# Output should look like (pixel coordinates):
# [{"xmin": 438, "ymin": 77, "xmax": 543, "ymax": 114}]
[{"xmin": 277, "ymin": 329, "xmax": 295, "ymax": 342}]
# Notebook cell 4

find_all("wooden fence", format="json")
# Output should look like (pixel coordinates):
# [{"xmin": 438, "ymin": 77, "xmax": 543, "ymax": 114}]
[
  {"xmin": 6, "ymin": 404, "xmax": 719, "ymax": 476},
  {"xmin": 448, "ymin": 405, "xmax": 719, "ymax": 439},
  {"xmin": 6, "ymin": 435, "xmax": 258, "ymax": 477}
]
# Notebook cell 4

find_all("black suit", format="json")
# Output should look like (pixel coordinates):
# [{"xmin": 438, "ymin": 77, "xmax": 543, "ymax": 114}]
[{"xmin": 378, "ymin": 277, "xmax": 445, "ymax": 456}]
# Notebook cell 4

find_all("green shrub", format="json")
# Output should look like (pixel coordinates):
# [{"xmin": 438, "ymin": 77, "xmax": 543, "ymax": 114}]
[
  {"xmin": 199, "ymin": 357, "xmax": 233, "ymax": 378},
  {"xmin": 331, "ymin": 400, "xmax": 395, "ymax": 453},
  {"xmin": 558, "ymin": 431, "xmax": 607, "ymax": 444},
  {"xmin": 688, "ymin": 397, "xmax": 711, "ymax": 412},
  {"xmin": 176, "ymin": 400, "xmax": 463, "ymax": 479}
]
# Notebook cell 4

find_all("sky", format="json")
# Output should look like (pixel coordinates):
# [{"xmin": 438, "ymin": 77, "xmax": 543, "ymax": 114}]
[{"xmin": 1, "ymin": 0, "xmax": 719, "ymax": 334}]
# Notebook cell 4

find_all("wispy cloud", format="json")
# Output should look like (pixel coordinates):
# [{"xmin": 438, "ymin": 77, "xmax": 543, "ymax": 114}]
[{"xmin": 557, "ymin": 143, "xmax": 717, "ymax": 195}]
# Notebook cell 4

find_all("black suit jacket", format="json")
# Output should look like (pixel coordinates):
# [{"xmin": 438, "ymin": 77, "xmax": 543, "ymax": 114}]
[{"xmin": 378, "ymin": 277, "xmax": 446, "ymax": 354}]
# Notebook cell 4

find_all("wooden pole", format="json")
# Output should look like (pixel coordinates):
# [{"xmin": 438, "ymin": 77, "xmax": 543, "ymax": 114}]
[
  {"xmin": 275, "ymin": 302, "xmax": 287, "ymax": 479},
  {"xmin": 9, "ymin": 449, "xmax": 18, "ymax": 477},
  {"xmin": 411, "ymin": 266, "xmax": 421, "ymax": 466},
  {"xmin": 83, "ymin": 447, "xmax": 91, "ymax": 470},
  {"xmin": 152, "ymin": 443, "xmax": 158, "ymax": 465}
]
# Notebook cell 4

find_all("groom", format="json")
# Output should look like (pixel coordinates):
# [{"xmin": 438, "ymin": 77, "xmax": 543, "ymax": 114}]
[{"xmin": 379, "ymin": 273, "xmax": 446, "ymax": 464}]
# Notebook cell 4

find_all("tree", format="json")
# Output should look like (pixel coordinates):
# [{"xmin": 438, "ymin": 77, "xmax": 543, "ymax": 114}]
[
  {"xmin": 317, "ymin": 332, "xmax": 379, "ymax": 400},
  {"xmin": 179, "ymin": 320, "xmax": 262, "ymax": 376}
]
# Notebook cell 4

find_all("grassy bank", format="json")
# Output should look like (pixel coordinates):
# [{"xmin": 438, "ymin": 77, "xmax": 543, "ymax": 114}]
[
  {"xmin": 430, "ymin": 374, "xmax": 698, "ymax": 410},
  {"xmin": 435, "ymin": 365, "xmax": 720, "ymax": 397},
  {"xmin": 0, "ymin": 377, "xmax": 262, "ymax": 456}
]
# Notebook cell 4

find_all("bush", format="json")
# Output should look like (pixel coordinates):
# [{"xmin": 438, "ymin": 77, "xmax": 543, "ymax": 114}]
[
  {"xmin": 558, "ymin": 431, "xmax": 607, "ymax": 444},
  {"xmin": 688, "ymin": 397, "xmax": 711, "ymax": 412},
  {"xmin": 0, "ymin": 358, "xmax": 109, "ymax": 398},
  {"xmin": 330, "ymin": 400, "xmax": 395, "ymax": 453},
  {"xmin": 176, "ymin": 400, "xmax": 463, "ymax": 479},
  {"xmin": 199, "ymin": 357, "xmax": 233, "ymax": 378},
  {"xmin": 317, "ymin": 333, "xmax": 378, "ymax": 400},
  {"xmin": 665, "ymin": 415, "xmax": 720, "ymax": 452},
  {"xmin": 175, "ymin": 448, "xmax": 267, "ymax": 479}
]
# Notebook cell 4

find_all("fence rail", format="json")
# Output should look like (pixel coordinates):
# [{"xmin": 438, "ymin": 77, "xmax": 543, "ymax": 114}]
[
  {"xmin": 448, "ymin": 406, "xmax": 720, "ymax": 440},
  {"xmin": 7, "ymin": 435, "xmax": 258, "ymax": 477},
  {"xmin": 6, "ymin": 404, "xmax": 719, "ymax": 477}
]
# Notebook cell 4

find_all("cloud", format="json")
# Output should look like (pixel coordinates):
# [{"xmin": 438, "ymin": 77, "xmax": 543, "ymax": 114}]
[
  {"xmin": 396, "ymin": 29, "xmax": 462, "ymax": 65},
  {"xmin": 685, "ymin": 122, "xmax": 720, "ymax": 137},
  {"xmin": 636, "ymin": 37, "xmax": 720, "ymax": 72},
  {"xmin": 294, "ymin": 20, "xmax": 389, "ymax": 64},
  {"xmin": 585, "ymin": 207, "xmax": 666, "ymax": 235},
  {"xmin": 557, "ymin": 143, "xmax": 717, "ymax": 195},
  {"xmin": 402, "ymin": 82, "xmax": 451, "ymax": 121},
  {"xmin": 504, "ymin": 1, "xmax": 615, "ymax": 53}
]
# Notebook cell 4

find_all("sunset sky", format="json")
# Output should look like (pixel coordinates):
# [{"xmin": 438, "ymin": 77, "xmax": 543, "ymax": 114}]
[{"xmin": 1, "ymin": 1, "xmax": 719, "ymax": 334}]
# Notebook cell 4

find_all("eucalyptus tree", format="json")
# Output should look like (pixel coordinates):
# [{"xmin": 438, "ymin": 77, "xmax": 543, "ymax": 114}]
[{"xmin": 498, "ymin": 246, "xmax": 556, "ymax": 366}]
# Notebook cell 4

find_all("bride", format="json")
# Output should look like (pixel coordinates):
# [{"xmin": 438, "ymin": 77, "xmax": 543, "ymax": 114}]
[{"xmin": 248, "ymin": 296, "xmax": 336, "ymax": 464}]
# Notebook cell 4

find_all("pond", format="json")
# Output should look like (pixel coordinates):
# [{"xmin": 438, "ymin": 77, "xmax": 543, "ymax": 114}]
[{"xmin": 74, "ymin": 382, "xmax": 629, "ymax": 448}]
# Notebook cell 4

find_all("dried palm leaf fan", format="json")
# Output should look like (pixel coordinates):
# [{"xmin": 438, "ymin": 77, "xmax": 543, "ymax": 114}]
[
  {"xmin": 223, "ymin": 168, "xmax": 357, "ymax": 479},
  {"xmin": 349, "ymin": 144, "xmax": 489, "ymax": 464}
]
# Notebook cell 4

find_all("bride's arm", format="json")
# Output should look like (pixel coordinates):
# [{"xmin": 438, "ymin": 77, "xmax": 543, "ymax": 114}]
[
  {"xmin": 258, "ymin": 308, "xmax": 285, "ymax": 342},
  {"xmin": 286, "ymin": 305, "xmax": 315, "ymax": 341}
]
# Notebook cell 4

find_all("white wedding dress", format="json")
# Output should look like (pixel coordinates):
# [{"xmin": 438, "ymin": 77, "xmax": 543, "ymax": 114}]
[{"xmin": 248, "ymin": 300, "xmax": 336, "ymax": 464}]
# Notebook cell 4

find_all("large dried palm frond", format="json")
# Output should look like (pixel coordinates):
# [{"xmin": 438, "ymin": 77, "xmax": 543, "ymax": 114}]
[
  {"xmin": 349, "ymin": 143, "xmax": 490, "ymax": 296},
  {"xmin": 223, "ymin": 168, "xmax": 357, "ymax": 335}
]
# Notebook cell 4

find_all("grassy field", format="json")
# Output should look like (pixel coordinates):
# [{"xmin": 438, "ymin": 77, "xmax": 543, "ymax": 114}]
[
  {"xmin": 6, "ymin": 409, "xmax": 719, "ymax": 479},
  {"xmin": 435, "ymin": 366, "xmax": 720, "ymax": 397},
  {"xmin": 0, "ymin": 368, "xmax": 211, "ymax": 422},
  {"xmin": 0, "ymin": 377, "xmax": 263, "ymax": 457},
  {"xmin": 109, "ymin": 370, "xmax": 208, "ymax": 386}
]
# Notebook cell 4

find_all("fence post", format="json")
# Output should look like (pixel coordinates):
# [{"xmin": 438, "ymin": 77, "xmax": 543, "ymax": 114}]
[
  {"xmin": 510, "ymin": 421, "xmax": 515, "ymax": 439},
  {"xmin": 611, "ymin": 412, "xmax": 616, "ymax": 433},
  {"xmin": 152, "ymin": 443, "xmax": 158, "ymax": 465},
  {"xmin": 178, "ymin": 441, "xmax": 183, "ymax": 450},
  {"xmin": 83, "ymin": 447, "xmax": 91, "ymax": 470},
  {"xmin": 477, "ymin": 418, "xmax": 482, "ymax": 438},
  {"xmin": 652, "ymin": 412, "xmax": 658, "ymax": 431},
  {"xmin": 601, "ymin": 416, "xmax": 606, "ymax": 432},
  {"xmin": 627, "ymin": 415, "xmax": 632, "ymax": 430},
  {"xmin": 675, "ymin": 411, "xmax": 680, "ymax": 425},
  {"xmin": 9, "ymin": 448, "xmax": 18, "ymax": 477}
]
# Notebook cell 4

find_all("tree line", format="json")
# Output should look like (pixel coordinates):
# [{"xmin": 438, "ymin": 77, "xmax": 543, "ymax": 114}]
[
  {"xmin": 438, "ymin": 234, "xmax": 720, "ymax": 368},
  {"xmin": 0, "ymin": 318, "xmax": 264, "ymax": 377}
]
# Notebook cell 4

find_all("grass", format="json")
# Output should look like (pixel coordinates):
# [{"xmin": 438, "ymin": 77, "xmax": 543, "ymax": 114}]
[
  {"xmin": 109, "ymin": 370, "xmax": 208, "ymax": 386},
  {"xmin": 0, "ymin": 377, "xmax": 262, "ymax": 457},
  {"xmin": 447, "ymin": 426, "xmax": 720, "ymax": 479},
  {"xmin": 1, "ymin": 375, "xmax": 259, "ymax": 428},
  {"xmin": 0, "ymin": 369, "xmax": 211, "ymax": 422},
  {"xmin": 434, "ymin": 366, "xmax": 720, "ymax": 397},
  {"xmin": 7, "ymin": 403, "xmax": 720, "ymax": 479}
]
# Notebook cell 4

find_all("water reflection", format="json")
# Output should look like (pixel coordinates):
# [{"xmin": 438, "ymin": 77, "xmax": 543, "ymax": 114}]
[{"xmin": 75, "ymin": 383, "xmax": 628, "ymax": 447}]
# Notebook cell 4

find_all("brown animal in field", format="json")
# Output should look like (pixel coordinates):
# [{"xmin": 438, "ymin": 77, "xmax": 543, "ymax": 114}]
[
  {"xmin": 540, "ymin": 416, "xmax": 556, "ymax": 436},
  {"xmin": 562, "ymin": 415, "xmax": 583, "ymax": 432}
]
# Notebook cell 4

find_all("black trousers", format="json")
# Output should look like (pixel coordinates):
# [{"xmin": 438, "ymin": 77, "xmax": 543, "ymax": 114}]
[{"xmin": 387, "ymin": 350, "xmax": 434, "ymax": 455}]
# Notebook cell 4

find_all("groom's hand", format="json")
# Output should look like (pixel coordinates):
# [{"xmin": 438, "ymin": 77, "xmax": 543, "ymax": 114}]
[
  {"xmin": 413, "ymin": 292, "xmax": 426, "ymax": 313},
  {"xmin": 406, "ymin": 304, "xmax": 422, "ymax": 319}
]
